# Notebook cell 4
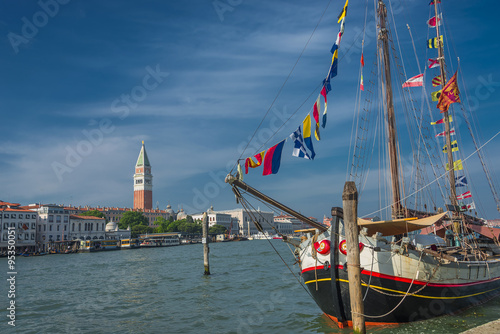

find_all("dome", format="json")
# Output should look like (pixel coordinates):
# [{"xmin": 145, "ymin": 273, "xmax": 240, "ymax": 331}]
[
  {"xmin": 166, "ymin": 204, "xmax": 175, "ymax": 214},
  {"xmin": 177, "ymin": 208, "xmax": 187, "ymax": 220},
  {"xmin": 105, "ymin": 221, "xmax": 118, "ymax": 232},
  {"xmin": 207, "ymin": 205, "xmax": 214, "ymax": 213}
]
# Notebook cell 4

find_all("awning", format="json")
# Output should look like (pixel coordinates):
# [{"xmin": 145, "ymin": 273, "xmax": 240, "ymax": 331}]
[
  {"xmin": 467, "ymin": 224, "xmax": 500, "ymax": 240},
  {"xmin": 357, "ymin": 212, "xmax": 448, "ymax": 236}
]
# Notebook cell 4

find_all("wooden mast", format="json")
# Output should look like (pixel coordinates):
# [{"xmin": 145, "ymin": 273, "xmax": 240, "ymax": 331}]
[
  {"xmin": 378, "ymin": 1, "xmax": 402, "ymax": 219},
  {"xmin": 433, "ymin": 1, "xmax": 458, "ymax": 209}
]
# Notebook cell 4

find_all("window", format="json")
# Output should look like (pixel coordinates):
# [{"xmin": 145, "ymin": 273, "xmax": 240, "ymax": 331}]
[
  {"xmin": 102, "ymin": 223, "xmax": 105, "ymax": 230},
  {"xmin": 11, "ymin": 214, "xmax": 16, "ymax": 219},
  {"xmin": 31, "ymin": 223, "xmax": 36, "ymax": 229},
  {"xmin": 25, "ymin": 234, "xmax": 29, "ymax": 240},
  {"xmin": 78, "ymin": 223, "xmax": 81, "ymax": 232},
  {"xmin": 72, "ymin": 223, "xmax": 75, "ymax": 232},
  {"xmin": 31, "ymin": 233, "xmax": 35, "ymax": 240},
  {"xmin": 2, "ymin": 233, "xmax": 7, "ymax": 241},
  {"xmin": 39, "ymin": 226, "xmax": 41, "ymax": 232},
  {"xmin": 19, "ymin": 214, "xmax": 23, "ymax": 219},
  {"xmin": 57, "ymin": 225, "xmax": 60, "ymax": 232},
  {"xmin": 3, "ymin": 223, "xmax": 8, "ymax": 229},
  {"xmin": 49, "ymin": 225, "xmax": 52, "ymax": 232},
  {"xmin": 3, "ymin": 214, "xmax": 8, "ymax": 218},
  {"xmin": 32, "ymin": 214, "xmax": 36, "ymax": 219},
  {"xmin": 64, "ymin": 216, "xmax": 69, "ymax": 223},
  {"xmin": 56, "ymin": 216, "xmax": 61, "ymax": 223},
  {"xmin": 48, "ymin": 215, "xmax": 53, "ymax": 223}
]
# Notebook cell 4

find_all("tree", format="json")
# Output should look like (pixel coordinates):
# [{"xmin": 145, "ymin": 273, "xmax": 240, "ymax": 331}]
[
  {"xmin": 79, "ymin": 210, "xmax": 107, "ymax": 221},
  {"xmin": 131, "ymin": 224, "xmax": 154, "ymax": 238},
  {"xmin": 155, "ymin": 217, "xmax": 169, "ymax": 233},
  {"xmin": 119, "ymin": 211, "xmax": 149, "ymax": 230},
  {"xmin": 209, "ymin": 224, "xmax": 227, "ymax": 235},
  {"xmin": 186, "ymin": 215, "xmax": 194, "ymax": 224}
]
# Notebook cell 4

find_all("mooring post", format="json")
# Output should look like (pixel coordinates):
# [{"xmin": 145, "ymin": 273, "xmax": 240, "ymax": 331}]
[
  {"xmin": 202, "ymin": 212, "xmax": 210, "ymax": 275},
  {"xmin": 342, "ymin": 181, "xmax": 365, "ymax": 334}
]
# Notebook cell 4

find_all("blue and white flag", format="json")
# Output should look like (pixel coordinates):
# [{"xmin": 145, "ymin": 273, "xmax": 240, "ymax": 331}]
[
  {"xmin": 455, "ymin": 175, "xmax": 468, "ymax": 187},
  {"xmin": 290, "ymin": 126, "xmax": 311, "ymax": 160}
]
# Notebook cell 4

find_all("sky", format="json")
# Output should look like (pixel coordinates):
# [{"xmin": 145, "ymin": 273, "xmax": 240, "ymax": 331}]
[{"xmin": 0, "ymin": 0, "xmax": 499, "ymax": 221}]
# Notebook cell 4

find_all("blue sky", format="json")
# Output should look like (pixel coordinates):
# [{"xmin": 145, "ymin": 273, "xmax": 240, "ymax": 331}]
[{"xmin": 0, "ymin": 0, "xmax": 499, "ymax": 220}]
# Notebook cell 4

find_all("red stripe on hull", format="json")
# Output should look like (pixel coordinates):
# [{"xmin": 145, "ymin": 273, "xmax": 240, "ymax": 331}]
[{"xmin": 302, "ymin": 264, "xmax": 500, "ymax": 288}]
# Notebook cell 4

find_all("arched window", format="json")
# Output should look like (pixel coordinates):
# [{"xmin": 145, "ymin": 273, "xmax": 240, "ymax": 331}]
[{"xmin": 78, "ymin": 223, "xmax": 81, "ymax": 232}]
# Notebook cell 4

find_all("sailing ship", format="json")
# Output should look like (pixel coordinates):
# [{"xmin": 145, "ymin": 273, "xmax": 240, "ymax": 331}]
[{"xmin": 225, "ymin": 0, "xmax": 500, "ymax": 328}]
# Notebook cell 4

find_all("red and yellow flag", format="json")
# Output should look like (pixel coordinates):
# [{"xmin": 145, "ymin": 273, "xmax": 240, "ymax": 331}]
[
  {"xmin": 245, "ymin": 151, "xmax": 265, "ymax": 174},
  {"xmin": 437, "ymin": 71, "xmax": 460, "ymax": 113}
]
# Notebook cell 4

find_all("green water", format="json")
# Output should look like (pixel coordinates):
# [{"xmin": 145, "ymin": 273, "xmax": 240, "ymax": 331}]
[{"xmin": 1, "ymin": 240, "xmax": 498, "ymax": 333}]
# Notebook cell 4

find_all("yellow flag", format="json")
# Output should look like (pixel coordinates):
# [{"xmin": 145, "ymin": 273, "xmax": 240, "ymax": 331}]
[
  {"xmin": 446, "ymin": 159, "xmax": 463, "ymax": 171},
  {"xmin": 337, "ymin": 0, "xmax": 349, "ymax": 23}
]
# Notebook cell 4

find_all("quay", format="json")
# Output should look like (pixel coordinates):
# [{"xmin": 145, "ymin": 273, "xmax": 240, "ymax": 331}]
[{"xmin": 461, "ymin": 319, "xmax": 500, "ymax": 333}]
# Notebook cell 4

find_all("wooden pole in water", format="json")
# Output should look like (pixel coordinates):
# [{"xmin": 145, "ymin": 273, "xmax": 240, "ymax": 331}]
[
  {"xmin": 202, "ymin": 212, "xmax": 210, "ymax": 275},
  {"xmin": 342, "ymin": 181, "xmax": 365, "ymax": 334}
]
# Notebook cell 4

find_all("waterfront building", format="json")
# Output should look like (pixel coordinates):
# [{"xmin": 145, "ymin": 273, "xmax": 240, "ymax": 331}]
[
  {"xmin": 191, "ymin": 206, "xmax": 235, "ymax": 233},
  {"xmin": 104, "ymin": 221, "xmax": 131, "ymax": 240},
  {"xmin": 216, "ymin": 208, "xmax": 275, "ymax": 236},
  {"xmin": 0, "ymin": 201, "xmax": 37, "ymax": 253},
  {"xmin": 133, "ymin": 141, "xmax": 153, "ymax": 210},
  {"xmin": 69, "ymin": 215, "xmax": 106, "ymax": 240},
  {"xmin": 28, "ymin": 204, "xmax": 71, "ymax": 250},
  {"xmin": 273, "ymin": 214, "xmax": 302, "ymax": 235}
]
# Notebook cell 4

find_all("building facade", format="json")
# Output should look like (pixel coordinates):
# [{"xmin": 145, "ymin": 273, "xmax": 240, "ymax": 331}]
[
  {"xmin": 0, "ymin": 201, "xmax": 37, "ymax": 252},
  {"xmin": 191, "ymin": 206, "xmax": 235, "ymax": 233},
  {"xmin": 216, "ymin": 208, "xmax": 275, "ymax": 236},
  {"xmin": 133, "ymin": 141, "xmax": 153, "ymax": 210},
  {"xmin": 68, "ymin": 215, "xmax": 107, "ymax": 240},
  {"xmin": 28, "ymin": 204, "xmax": 71, "ymax": 250}
]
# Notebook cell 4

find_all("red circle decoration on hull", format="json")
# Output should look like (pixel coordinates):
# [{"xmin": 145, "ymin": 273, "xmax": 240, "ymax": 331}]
[
  {"xmin": 339, "ymin": 240, "xmax": 364, "ymax": 255},
  {"xmin": 314, "ymin": 239, "xmax": 331, "ymax": 255}
]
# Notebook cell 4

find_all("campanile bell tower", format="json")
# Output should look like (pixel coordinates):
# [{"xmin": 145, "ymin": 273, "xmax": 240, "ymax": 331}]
[{"xmin": 133, "ymin": 141, "xmax": 153, "ymax": 210}]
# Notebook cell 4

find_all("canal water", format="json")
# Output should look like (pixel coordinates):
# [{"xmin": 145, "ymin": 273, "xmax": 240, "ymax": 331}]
[{"xmin": 1, "ymin": 240, "xmax": 499, "ymax": 333}]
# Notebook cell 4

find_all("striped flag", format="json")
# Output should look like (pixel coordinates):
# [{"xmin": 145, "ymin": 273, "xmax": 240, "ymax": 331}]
[
  {"xmin": 427, "ymin": 35, "xmax": 443, "ymax": 48},
  {"xmin": 313, "ymin": 97, "xmax": 321, "ymax": 141},
  {"xmin": 432, "ymin": 75, "xmax": 442, "ymax": 87},
  {"xmin": 456, "ymin": 191, "xmax": 472, "ymax": 200},
  {"xmin": 302, "ymin": 114, "xmax": 316, "ymax": 160},
  {"xmin": 320, "ymin": 86, "xmax": 328, "ymax": 128},
  {"xmin": 337, "ymin": 0, "xmax": 349, "ymax": 23},
  {"xmin": 402, "ymin": 74, "xmax": 424, "ymax": 87},
  {"xmin": 262, "ymin": 139, "xmax": 286, "ymax": 176},
  {"xmin": 435, "ymin": 128, "xmax": 455, "ymax": 137},
  {"xmin": 431, "ymin": 115, "xmax": 452, "ymax": 125}
]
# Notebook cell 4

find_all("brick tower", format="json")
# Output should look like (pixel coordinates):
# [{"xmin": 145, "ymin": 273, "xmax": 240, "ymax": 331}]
[{"xmin": 133, "ymin": 141, "xmax": 153, "ymax": 210}]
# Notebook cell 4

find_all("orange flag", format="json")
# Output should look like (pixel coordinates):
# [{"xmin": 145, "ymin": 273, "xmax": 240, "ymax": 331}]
[{"xmin": 437, "ymin": 71, "xmax": 460, "ymax": 113}]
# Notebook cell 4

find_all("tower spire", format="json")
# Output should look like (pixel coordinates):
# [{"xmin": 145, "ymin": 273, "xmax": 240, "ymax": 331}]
[{"xmin": 134, "ymin": 141, "xmax": 153, "ymax": 210}]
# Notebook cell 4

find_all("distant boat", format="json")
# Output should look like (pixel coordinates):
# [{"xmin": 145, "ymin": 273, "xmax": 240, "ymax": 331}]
[{"xmin": 120, "ymin": 238, "xmax": 140, "ymax": 249}]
